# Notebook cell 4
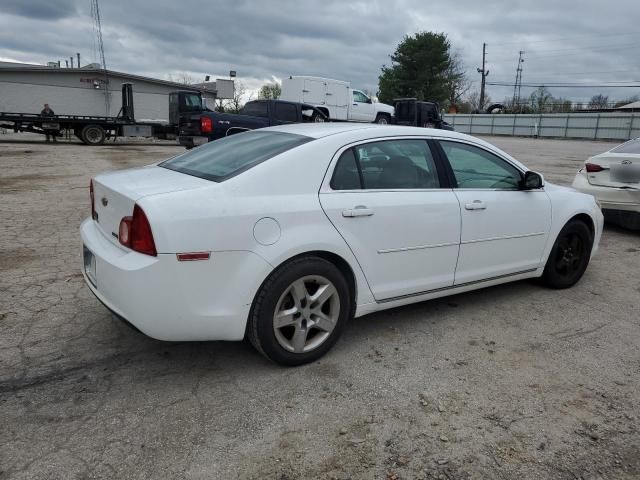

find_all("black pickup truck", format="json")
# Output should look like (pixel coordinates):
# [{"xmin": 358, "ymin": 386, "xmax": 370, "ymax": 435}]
[
  {"xmin": 393, "ymin": 98, "xmax": 454, "ymax": 131},
  {"xmin": 178, "ymin": 99, "xmax": 326, "ymax": 148}
]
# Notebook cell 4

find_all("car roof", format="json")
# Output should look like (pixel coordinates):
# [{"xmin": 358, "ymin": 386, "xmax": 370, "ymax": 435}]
[
  {"xmin": 263, "ymin": 123, "xmax": 528, "ymax": 172},
  {"xmin": 265, "ymin": 122, "xmax": 472, "ymax": 141}
]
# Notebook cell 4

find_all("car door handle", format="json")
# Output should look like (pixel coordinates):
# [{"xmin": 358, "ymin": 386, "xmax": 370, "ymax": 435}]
[
  {"xmin": 342, "ymin": 206, "xmax": 374, "ymax": 217},
  {"xmin": 465, "ymin": 200, "xmax": 487, "ymax": 210}
]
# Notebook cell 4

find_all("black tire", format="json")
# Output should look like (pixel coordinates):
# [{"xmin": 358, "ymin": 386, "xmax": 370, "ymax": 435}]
[
  {"xmin": 247, "ymin": 256, "xmax": 351, "ymax": 366},
  {"xmin": 541, "ymin": 220, "xmax": 593, "ymax": 289},
  {"xmin": 311, "ymin": 112, "xmax": 326, "ymax": 123},
  {"xmin": 80, "ymin": 125, "xmax": 106, "ymax": 145},
  {"xmin": 374, "ymin": 113, "xmax": 390, "ymax": 124}
]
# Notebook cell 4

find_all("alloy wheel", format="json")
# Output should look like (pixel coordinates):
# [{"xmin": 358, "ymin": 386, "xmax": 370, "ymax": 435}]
[{"xmin": 272, "ymin": 275, "xmax": 340, "ymax": 353}]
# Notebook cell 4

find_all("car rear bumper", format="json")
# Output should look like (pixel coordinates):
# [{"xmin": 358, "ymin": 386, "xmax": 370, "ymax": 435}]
[
  {"xmin": 572, "ymin": 171, "xmax": 640, "ymax": 213},
  {"xmin": 178, "ymin": 135, "xmax": 209, "ymax": 148},
  {"xmin": 80, "ymin": 218, "xmax": 272, "ymax": 341}
]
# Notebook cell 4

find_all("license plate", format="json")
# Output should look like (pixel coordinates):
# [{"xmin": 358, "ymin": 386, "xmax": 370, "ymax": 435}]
[{"xmin": 83, "ymin": 245, "xmax": 97, "ymax": 287}]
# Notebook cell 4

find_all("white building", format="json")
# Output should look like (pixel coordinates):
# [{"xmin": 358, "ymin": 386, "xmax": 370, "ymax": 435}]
[{"xmin": 0, "ymin": 63, "xmax": 234, "ymax": 121}]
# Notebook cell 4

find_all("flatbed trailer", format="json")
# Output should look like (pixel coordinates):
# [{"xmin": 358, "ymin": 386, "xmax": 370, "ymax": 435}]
[{"xmin": 0, "ymin": 83, "xmax": 201, "ymax": 145}]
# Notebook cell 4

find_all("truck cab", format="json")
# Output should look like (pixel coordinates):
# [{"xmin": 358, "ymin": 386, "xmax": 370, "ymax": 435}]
[
  {"xmin": 280, "ymin": 76, "xmax": 394, "ymax": 124},
  {"xmin": 393, "ymin": 98, "xmax": 454, "ymax": 131}
]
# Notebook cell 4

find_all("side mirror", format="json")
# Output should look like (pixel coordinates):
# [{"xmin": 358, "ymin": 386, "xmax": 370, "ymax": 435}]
[{"xmin": 521, "ymin": 171, "xmax": 544, "ymax": 190}]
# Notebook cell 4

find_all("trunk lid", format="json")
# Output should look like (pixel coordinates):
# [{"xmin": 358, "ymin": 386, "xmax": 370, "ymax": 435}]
[
  {"xmin": 92, "ymin": 165, "xmax": 210, "ymax": 246},
  {"xmin": 586, "ymin": 153, "xmax": 640, "ymax": 189}
]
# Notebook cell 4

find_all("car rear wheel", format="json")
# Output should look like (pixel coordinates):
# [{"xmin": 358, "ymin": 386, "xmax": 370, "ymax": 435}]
[
  {"xmin": 541, "ymin": 220, "xmax": 593, "ymax": 289},
  {"xmin": 247, "ymin": 257, "xmax": 351, "ymax": 366}
]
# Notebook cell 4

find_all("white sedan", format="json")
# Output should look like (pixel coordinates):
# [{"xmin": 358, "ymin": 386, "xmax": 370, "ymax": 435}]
[
  {"xmin": 81, "ymin": 124, "xmax": 603, "ymax": 365},
  {"xmin": 572, "ymin": 137, "xmax": 640, "ymax": 230}
]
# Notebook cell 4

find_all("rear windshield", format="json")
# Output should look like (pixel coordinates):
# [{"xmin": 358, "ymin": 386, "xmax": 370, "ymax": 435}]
[
  {"xmin": 160, "ymin": 131, "xmax": 312, "ymax": 181},
  {"xmin": 610, "ymin": 138, "xmax": 640, "ymax": 154}
]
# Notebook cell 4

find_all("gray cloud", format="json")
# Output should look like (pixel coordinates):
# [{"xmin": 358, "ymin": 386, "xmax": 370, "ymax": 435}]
[{"xmin": 1, "ymin": 0, "xmax": 639, "ymax": 103}]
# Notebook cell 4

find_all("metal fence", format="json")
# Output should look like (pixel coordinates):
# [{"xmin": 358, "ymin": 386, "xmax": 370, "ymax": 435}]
[{"xmin": 443, "ymin": 113, "xmax": 640, "ymax": 141}]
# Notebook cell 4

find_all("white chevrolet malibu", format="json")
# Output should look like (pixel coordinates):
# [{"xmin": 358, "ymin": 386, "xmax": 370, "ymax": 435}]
[
  {"xmin": 572, "ymin": 137, "xmax": 640, "ymax": 230},
  {"xmin": 81, "ymin": 124, "xmax": 603, "ymax": 365}
]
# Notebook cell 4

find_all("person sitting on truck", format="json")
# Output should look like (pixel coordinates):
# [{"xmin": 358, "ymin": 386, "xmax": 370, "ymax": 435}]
[{"xmin": 40, "ymin": 104, "xmax": 56, "ymax": 142}]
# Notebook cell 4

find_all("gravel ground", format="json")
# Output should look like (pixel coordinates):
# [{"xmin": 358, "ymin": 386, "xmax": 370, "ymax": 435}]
[{"xmin": 1, "ymin": 132, "xmax": 639, "ymax": 480}]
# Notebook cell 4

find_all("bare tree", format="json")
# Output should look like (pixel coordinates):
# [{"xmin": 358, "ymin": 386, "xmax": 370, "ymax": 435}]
[
  {"xmin": 588, "ymin": 94, "xmax": 609, "ymax": 109},
  {"xmin": 224, "ymin": 81, "xmax": 249, "ymax": 113},
  {"xmin": 465, "ymin": 89, "xmax": 491, "ymax": 113},
  {"xmin": 445, "ymin": 52, "xmax": 471, "ymax": 109},
  {"xmin": 168, "ymin": 72, "xmax": 196, "ymax": 85},
  {"xmin": 529, "ymin": 86, "xmax": 554, "ymax": 113}
]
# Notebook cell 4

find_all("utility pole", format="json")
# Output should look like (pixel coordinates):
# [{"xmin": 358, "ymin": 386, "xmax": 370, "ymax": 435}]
[
  {"xmin": 512, "ymin": 51, "xmax": 525, "ymax": 113},
  {"xmin": 477, "ymin": 43, "xmax": 489, "ymax": 112}
]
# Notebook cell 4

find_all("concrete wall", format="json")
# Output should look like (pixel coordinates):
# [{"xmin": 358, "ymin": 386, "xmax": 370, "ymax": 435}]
[
  {"xmin": 443, "ymin": 113, "xmax": 640, "ymax": 141},
  {"xmin": 0, "ymin": 70, "xmax": 203, "ymax": 121}
]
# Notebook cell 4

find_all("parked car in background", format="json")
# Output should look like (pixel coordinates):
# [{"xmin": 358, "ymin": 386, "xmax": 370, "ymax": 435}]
[
  {"xmin": 178, "ymin": 99, "xmax": 326, "ymax": 148},
  {"xmin": 393, "ymin": 98, "xmax": 454, "ymax": 130},
  {"xmin": 280, "ymin": 76, "xmax": 394, "ymax": 124},
  {"xmin": 82, "ymin": 124, "xmax": 603, "ymax": 366},
  {"xmin": 572, "ymin": 138, "xmax": 640, "ymax": 230}
]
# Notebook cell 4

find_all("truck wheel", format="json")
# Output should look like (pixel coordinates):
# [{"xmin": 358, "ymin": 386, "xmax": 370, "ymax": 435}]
[
  {"xmin": 80, "ymin": 125, "xmax": 106, "ymax": 145},
  {"xmin": 374, "ymin": 114, "xmax": 390, "ymax": 124},
  {"xmin": 312, "ymin": 112, "xmax": 326, "ymax": 123}
]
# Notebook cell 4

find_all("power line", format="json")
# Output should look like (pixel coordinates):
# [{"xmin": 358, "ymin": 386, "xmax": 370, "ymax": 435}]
[{"xmin": 488, "ymin": 82, "xmax": 640, "ymax": 88}]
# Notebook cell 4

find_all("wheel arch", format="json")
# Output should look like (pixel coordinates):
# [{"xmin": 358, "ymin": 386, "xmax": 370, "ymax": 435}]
[
  {"xmin": 315, "ymin": 107, "xmax": 330, "ymax": 119},
  {"xmin": 256, "ymin": 250, "xmax": 358, "ymax": 313},
  {"xmin": 568, "ymin": 212, "xmax": 595, "ymax": 239}
]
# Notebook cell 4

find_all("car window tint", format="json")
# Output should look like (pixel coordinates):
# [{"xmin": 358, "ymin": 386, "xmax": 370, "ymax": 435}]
[
  {"xmin": 439, "ymin": 140, "xmax": 521, "ymax": 189},
  {"xmin": 353, "ymin": 140, "xmax": 441, "ymax": 189},
  {"xmin": 330, "ymin": 149, "xmax": 361, "ymax": 190},
  {"xmin": 241, "ymin": 102, "xmax": 269, "ymax": 118},
  {"xmin": 160, "ymin": 131, "xmax": 311, "ymax": 182},
  {"xmin": 274, "ymin": 103, "xmax": 298, "ymax": 122},
  {"xmin": 610, "ymin": 138, "xmax": 640, "ymax": 154}
]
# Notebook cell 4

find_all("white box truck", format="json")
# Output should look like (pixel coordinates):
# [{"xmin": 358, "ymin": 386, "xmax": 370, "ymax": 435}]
[{"xmin": 280, "ymin": 76, "xmax": 394, "ymax": 124}]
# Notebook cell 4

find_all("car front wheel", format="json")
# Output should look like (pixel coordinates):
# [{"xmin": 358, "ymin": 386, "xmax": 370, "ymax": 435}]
[
  {"xmin": 247, "ymin": 257, "xmax": 351, "ymax": 366},
  {"xmin": 541, "ymin": 220, "xmax": 593, "ymax": 289}
]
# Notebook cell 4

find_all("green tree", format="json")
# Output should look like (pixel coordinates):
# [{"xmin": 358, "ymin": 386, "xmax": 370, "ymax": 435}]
[
  {"xmin": 258, "ymin": 82, "xmax": 281, "ymax": 100},
  {"xmin": 378, "ymin": 32, "xmax": 462, "ymax": 105}
]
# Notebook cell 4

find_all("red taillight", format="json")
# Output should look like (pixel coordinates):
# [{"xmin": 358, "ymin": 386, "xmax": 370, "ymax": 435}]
[
  {"xmin": 585, "ymin": 162, "xmax": 605, "ymax": 173},
  {"xmin": 200, "ymin": 116, "xmax": 213, "ymax": 134},
  {"xmin": 90, "ymin": 179, "xmax": 96, "ymax": 220},
  {"xmin": 118, "ymin": 204, "xmax": 157, "ymax": 256}
]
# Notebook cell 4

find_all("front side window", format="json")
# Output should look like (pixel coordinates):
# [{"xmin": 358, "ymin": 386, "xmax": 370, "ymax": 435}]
[
  {"xmin": 161, "ymin": 131, "xmax": 311, "ymax": 181},
  {"xmin": 352, "ymin": 91, "xmax": 369, "ymax": 103},
  {"xmin": 439, "ymin": 140, "xmax": 522, "ymax": 189},
  {"xmin": 331, "ymin": 139, "xmax": 441, "ymax": 190}
]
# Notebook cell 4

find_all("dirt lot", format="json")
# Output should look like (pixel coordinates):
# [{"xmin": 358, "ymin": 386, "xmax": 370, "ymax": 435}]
[{"xmin": 1, "ymin": 133, "xmax": 639, "ymax": 480}]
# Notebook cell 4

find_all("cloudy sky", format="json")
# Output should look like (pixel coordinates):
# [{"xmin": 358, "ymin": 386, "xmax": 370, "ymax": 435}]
[{"xmin": 1, "ymin": 0, "xmax": 639, "ymax": 105}]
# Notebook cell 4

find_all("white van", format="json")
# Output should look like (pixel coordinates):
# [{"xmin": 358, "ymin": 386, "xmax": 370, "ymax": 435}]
[{"xmin": 280, "ymin": 76, "xmax": 394, "ymax": 123}]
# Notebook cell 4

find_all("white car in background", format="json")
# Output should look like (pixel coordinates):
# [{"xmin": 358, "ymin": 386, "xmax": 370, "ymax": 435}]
[
  {"xmin": 572, "ymin": 138, "xmax": 640, "ymax": 230},
  {"xmin": 81, "ymin": 124, "xmax": 603, "ymax": 366}
]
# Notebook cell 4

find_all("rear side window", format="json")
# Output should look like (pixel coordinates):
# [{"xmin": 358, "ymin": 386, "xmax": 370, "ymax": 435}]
[
  {"xmin": 610, "ymin": 138, "xmax": 640, "ymax": 154},
  {"xmin": 241, "ymin": 102, "xmax": 269, "ymax": 118},
  {"xmin": 330, "ymin": 139, "xmax": 441, "ymax": 190},
  {"xmin": 161, "ymin": 131, "xmax": 311, "ymax": 181},
  {"xmin": 274, "ymin": 103, "xmax": 298, "ymax": 122}
]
